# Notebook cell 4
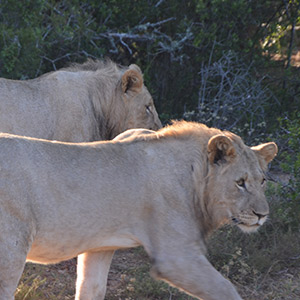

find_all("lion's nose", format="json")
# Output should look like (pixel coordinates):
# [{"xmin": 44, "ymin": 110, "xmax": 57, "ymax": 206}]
[{"xmin": 252, "ymin": 211, "xmax": 268, "ymax": 220}]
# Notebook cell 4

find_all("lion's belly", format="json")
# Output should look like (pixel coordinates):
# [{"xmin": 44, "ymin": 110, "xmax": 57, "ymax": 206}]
[{"xmin": 26, "ymin": 234, "xmax": 140, "ymax": 264}]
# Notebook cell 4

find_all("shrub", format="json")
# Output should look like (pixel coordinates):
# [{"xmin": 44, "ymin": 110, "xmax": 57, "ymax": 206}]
[
  {"xmin": 274, "ymin": 114, "xmax": 300, "ymax": 231},
  {"xmin": 183, "ymin": 51, "xmax": 275, "ymax": 143}
]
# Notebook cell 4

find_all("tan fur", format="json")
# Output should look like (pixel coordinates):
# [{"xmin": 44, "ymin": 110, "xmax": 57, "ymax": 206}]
[
  {"xmin": 0, "ymin": 121, "xmax": 277, "ymax": 300},
  {"xmin": 0, "ymin": 59, "xmax": 162, "ymax": 142}
]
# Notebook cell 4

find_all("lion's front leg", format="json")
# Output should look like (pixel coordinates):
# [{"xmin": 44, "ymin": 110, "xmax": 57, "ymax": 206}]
[
  {"xmin": 75, "ymin": 250, "xmax": 114, "ymax": 300},
  {"xmin": 151, "ymin": 252, "xmax": 242, "ymax": 300},
  {"xmin": 0, "ymin": 219, "xmax": 32, "ymax": 300},
  {"xmin": 0, "ymin": 253, "xmax": 26, "ymax": 300}
]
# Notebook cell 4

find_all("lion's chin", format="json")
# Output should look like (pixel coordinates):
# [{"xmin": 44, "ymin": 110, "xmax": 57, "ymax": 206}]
[{"xmin": 237, "ymin": 223, "xmax": 260, "ymax": 233}]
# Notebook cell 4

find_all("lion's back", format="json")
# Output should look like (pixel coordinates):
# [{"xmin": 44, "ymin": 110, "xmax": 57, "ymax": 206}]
[
  {"xmin": 0, "ymin": 70, "xmax": 102, "ymax": 142},
  {"xmin": 0, "ymin": 78, "xmax": 57, "ymax": 139}
]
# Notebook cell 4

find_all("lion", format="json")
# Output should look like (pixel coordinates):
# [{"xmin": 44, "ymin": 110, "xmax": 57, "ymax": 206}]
[
  {"xmin": 0, "ymin": 59, "xmax": 162, "ymax": 142},
  {"xmin": 0, "ymin": 121, "xmax": 277, "ymax": 300}
]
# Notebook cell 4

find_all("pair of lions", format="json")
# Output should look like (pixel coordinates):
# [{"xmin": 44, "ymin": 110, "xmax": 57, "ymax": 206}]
[{"xmin": 0, "ymin": 120, "xmax": 277, "ymax": 300}]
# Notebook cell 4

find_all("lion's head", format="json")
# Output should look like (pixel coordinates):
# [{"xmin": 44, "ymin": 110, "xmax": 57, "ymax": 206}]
[
  {"xmin": 113, "ymin": 121, "xmax": 277, "ymax": 235},
  {"xmin": 113, "ymin": 63, "xmax": 162, "ymax": 137},
  {"xmin": 63, "ymin": 60, "xmax": 162, "ymax": 140},
  {"xmin": 204, "ymin": 132, "xmax": 278, "ymax": 233}
]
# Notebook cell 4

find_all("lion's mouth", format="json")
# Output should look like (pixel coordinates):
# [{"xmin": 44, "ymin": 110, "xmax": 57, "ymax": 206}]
[{"xmin": 231, "ymin": 217, "xmax": 261, "ymax": 233}]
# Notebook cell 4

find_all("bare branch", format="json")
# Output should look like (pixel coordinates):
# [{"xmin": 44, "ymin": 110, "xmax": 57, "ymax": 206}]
[
  {"xmin": 189, "ymin": 52, "xmax": 274, "ymax": 142},
  {"xmin": 136, "ymin": 17, "xmax": 176, "ymax": 30},
  {"xmin": 155, "ymin": 0, "xmax": 165, "ymax": 7},
  {"xmin": 92, "ymin": 17, "xmax": 195, "ymax": 62},
  {"xmin": 95, "ymin": 32, "xmax": 154, "ymax": 42},
  {"xmin": 119, "ymin": 37, "xmax": 133, "ymax": 55}
]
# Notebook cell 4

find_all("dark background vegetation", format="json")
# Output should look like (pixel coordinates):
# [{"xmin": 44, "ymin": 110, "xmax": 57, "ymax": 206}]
[
  {"xmin": 1, "ymin": 0, "xmax": 299, "ymax": 299},
  {"xmin": 0, "ymin": 0, "xmax": 299, "ymax": 124}
]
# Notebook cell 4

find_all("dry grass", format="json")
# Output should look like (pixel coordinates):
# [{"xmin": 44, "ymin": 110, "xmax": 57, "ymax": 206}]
[{"xmin": 16, "ymin": 260, "xmax": 75, "ymax": 300}]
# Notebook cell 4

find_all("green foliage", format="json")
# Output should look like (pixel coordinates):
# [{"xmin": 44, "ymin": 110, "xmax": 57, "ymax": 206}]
[
  {"xmin": 276, "ymin": 114, "xmax": 300, "ymax": 230},
  {"xmin": 280, "ymin": 115, "xmax": 300, "ymax": 178},
  {"xmin": 1, "ymin": 0, "xmax": 298, "ymax": 123}
]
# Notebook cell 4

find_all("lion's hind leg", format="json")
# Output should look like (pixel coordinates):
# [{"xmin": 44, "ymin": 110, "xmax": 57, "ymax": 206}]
[{"xmin": 75, "ymin": 250, "xmax": 114, "ymax": 300}]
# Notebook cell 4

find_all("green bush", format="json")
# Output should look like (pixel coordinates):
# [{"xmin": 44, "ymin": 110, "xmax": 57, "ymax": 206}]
[
  {"xmin": 1, "ymin": 0, "xmax": 298, "ymax": 123},
  {"xmin": 275, "ymin": 114, "xmax": 300, "ymax": 231}
]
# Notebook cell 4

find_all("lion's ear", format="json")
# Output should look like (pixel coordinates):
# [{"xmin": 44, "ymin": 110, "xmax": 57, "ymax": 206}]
[
  {"xmin": 122, "ymin": 65, "xmax": 143, "ymax": 94},
  {"xmin": 251, "ymin": 142, "xmax": 278, "ymax": 168},
  {"xmin": 207, "ymin": 135, "xmax": 236, "ymax": 164}
]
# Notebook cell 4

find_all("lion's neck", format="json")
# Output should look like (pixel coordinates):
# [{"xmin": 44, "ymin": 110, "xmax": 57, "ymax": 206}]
[
  {"xmin": 195, "ymin": 196, "xmax": 215, "ymax": 240},
  {"xmin": 89, "ymin": 87, "xmax": 125, "ymax": 141}
]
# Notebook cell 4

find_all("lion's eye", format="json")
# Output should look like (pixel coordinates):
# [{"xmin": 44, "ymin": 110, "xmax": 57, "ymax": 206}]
[{"xmin": 236, "ymin": 178, "xmax": 246, "ymax": 189}]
